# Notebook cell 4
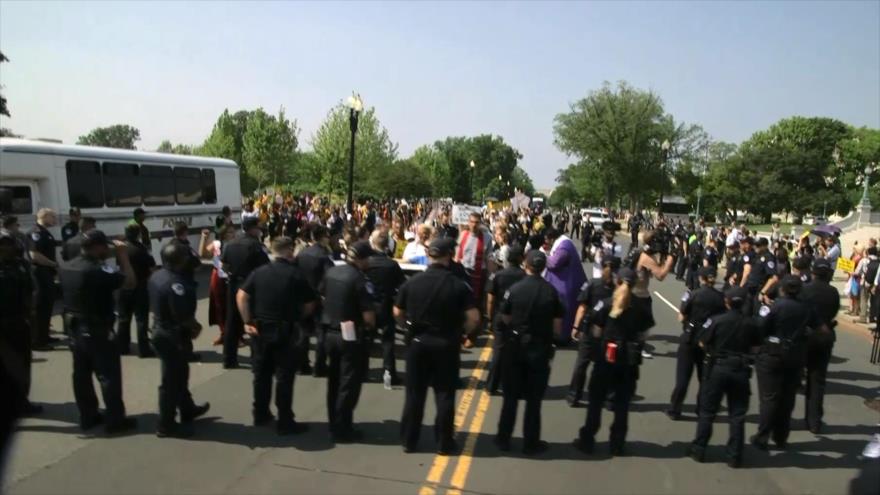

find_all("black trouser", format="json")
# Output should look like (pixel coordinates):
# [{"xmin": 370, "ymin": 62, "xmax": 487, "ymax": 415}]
[
  {"xmin": 692, "ymin": 360, "xmax": 750, "ymax": 460},
  {"xmin": 685, "ymin": 264, "xmax": 700, "ymax": 290},
  {"xmin": 497, "ymin": 344, "xmax": 551, "ymax": 448},
  {"xmin": 486, "ymin": 319, "xmax": 506, "ymax": 394},
  {"xmin": 224, "ymin": 277, "xmax": 245, "ymax": 367},
  {"xmin": 804, "ymin": 339, "xmax": 833, "ymax": 431},
  {"xmin": 117, "ymin": 285, "xmax": 150, "ymax": 355},
  {"xmin": 151, "ymin": 328, "xmax": 196, "ymax": 428},
  {"xmin": 32, "ymin": 267, "xmax": 55, "ymax": 345},
  {"xmin": 379, "ymin": 320, "xmax": 397, "ymax": 376},
  {"xmin": 669, "ymin": 336, "xmax": 704, "ymax": 415},
  {"xmin": 580, "ymin": 361, "xmax": 638, "ymax": 449},
  {"xmin": 631, "ymin": 229, "xmax": 639, "ymax": 247},
  {"xmin": 675, "ymin": 255, "xmax": 687, "ymax": 280},
  {"xmin": 742, "ymin": 288, "xmax": 758, "ymax": 317},
  {"xmin": 299, "ymin": 314, "xmax": 329, "ymax": 374},
  {"xmin": 324, "ymin": 330, "xmax": 365, "ymax": 436},
  {"xmin": 755, "ymin": 351, "xmax": 803, "ymax": 445},
  {"xmin": 1, "ymin": 316, "xmax": 33, "ymax": 408},
  {"xmin": 571, "ymin": 224, "xmax": 580, "ymax": 239},
  {"xmin": 400, "ymin": 334, "xmax": 457, "ymax": 451},
  {"xmin": 70, "ymin": 326, "xmax": 126, "ymax": 426},
  {"xmin": 251, "ymin": 325, "xmax": 300, "ymax": 425},
  {"xmin": 567, "ymin": 336, "xmax": 593, "ymax": 403}
]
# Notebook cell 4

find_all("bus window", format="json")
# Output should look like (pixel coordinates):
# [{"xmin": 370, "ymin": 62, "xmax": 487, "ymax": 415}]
[
  {"xmin": 201, "ymin": 169, "xmax": 217, "ymax": 204},
  {"xmin": 174, "ymin": 167, "xmax": 202, "ymax": 205},
  {"xmin": 141, "ymin": 165, "xmax": 174, "ymax": 206},
  {"xmin": 102, "ymin": 162, "xmax": 142, "ymax": 207},
  {"xmin": 0, "ymin": 185, "xmax": 33, "ymax": 215},
  {"xmin": 66, "ymin": 160, "xmax": 104, "ymax": 208}
]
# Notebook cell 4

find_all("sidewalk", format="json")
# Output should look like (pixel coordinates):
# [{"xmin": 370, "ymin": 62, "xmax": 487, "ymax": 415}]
[{"xmin": 831, "ymin": 273, "xmax": 877, "ymax": 338}]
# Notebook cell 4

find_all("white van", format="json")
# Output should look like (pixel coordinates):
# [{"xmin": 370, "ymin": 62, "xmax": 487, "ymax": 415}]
[{"xmin": 0, "ymin": 138, "xmax": 242, "ymax": 259}]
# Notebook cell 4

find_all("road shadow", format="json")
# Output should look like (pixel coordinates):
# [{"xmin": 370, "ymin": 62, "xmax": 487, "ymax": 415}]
[
  {"xmin": 826, "ymin": 370, "xmax": 880, "ymax": 382},
  {"xmin": 826, "ymin": 380, "xmax": 875, "ymax": 400}
]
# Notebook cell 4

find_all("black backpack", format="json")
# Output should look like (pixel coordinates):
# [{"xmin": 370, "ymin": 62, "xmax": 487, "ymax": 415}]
[{"xmin": 865, "ymin": 258, "xmax": 880, "ymax": 287}]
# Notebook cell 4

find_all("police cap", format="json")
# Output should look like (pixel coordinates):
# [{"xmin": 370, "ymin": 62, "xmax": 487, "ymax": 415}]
[
  {"xmin": 0, "ymin": 230, "xmax": 14, "ymax": 244},
  {"xmin": 161, "ymin": 241, "xmax": 190, "ymax": 269},
  {"xmin": 602, "ymin": 256, "xmax": 621, "ymax": 271},
  {"xmin": 699, "ymin": 266, "xmax": 717, "ymax": 279},
  {"xmin": 241, "ymin": 216, "xmax": 260, "ymax": 232},
  {"xmin": 347, "ymin": 240, "xmax": 374, "ymax": 260},
  {"xmin": 81, "ymin": 229, "xmax": 111, "ymax": 249},
  {"xmin": 812, "ymin": 258, "xmax": 832, "ymax": 273},
  {"xmin": 781, "ymin": 274, "xmax": 803, "ymax": 295},
  {"xmin": 525, "ymin": 250, "xmax": 547, "ymax": 272},
  {"xmin": 133, "ymin": 207, "xmax": 147, "ymax": 217},
  {"xmin": 507, "ymin": 244, "xmax": 525, "ymax": 265},
  {"xmin": 740, "ymin": 236, "xmax": 754, "ymax": 245},
  {"xmin": 428, "ymin": 238, "xmax": 456, "ymax": 258},
  {"xmin": 724, "ymin": 286, "xmax": 748, "ymax": 303},
  {"xmin": 792, "ymin": 256, "xmax": 812, "ymax": 272},
  {"xmin": 755, "ymin": 237, "xmax": 769, "ymax": 247}
]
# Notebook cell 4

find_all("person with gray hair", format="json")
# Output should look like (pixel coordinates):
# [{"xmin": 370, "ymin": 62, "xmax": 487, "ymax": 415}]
[{"xmin": 28, "ymin": 208, "xmax": 59, "ymax": 349}]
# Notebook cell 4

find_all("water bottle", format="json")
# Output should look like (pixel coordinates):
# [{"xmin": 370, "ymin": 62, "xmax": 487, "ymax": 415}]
[{"xmin": 383, "ymin": 370, "xmax": 392, "ymax": 390}]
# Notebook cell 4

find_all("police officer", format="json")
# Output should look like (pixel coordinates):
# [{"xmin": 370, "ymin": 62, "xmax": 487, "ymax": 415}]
[
  {"xmin": 740, "ymin": 237, "xmax": 779, "ymax": 316},
  {"xmin": 589, "ymin": 222, "xmax": 623, "ymax": 280},
  {"xmin": 800, "ymin": 258, "xmax": 840, "ymax": 434},
  {"xmin": 751, "ymin": 275, "xmax": 816, "ymax": 450},
  {"xmin": 687, "ymin": 287, "xmax": 761, "ymax": 468},
  {"xmin": 117, "ymin": 223, "xmax": 156, "ymax": 357},
  {"xmin": 61, "ymin": 207, "xmax": 81, "ymax": 243},
  {"xmin": 667, "ymin": 266, "xmax": 725, "ymax": 420},
  {"xmin": 220, "ymin": 217, "xmax": 269, "ymax": 369},
  {"xmin": 703, "ymin": 238, "xmax": 720, "ymax": 270},
  {"xmin": 685, "ymin": 232, "xmax": 704, "ymax": 290},
  {"xmin": 566, "ymin": 257, "xmax": 617, "ymax": 407},
  {"xmin": 295, "ymin": 225, "xmax": 335, "ymax": 376},
  {"xmin": 59, "ymin": 230, "xmax": 138, "ymax": 434},
  {"xmin": 494, "ymin": 250, "xmax": 563, "ymax": 455},
  {"xmin": 723, "ymin": 242, "xmax": 743, "ymax": 290},
  {"xmin": 485, "ymin": 246, "xmax": 526, "ymax": 396},
  {"xmin": 366, "ymin": 230, "xmax": 406, "ymax": 386},
  {"xmin": 396, "ymin": 238, "xmax": 479, "ymax": 454},
  {"xmin": 574, "ymin": 267, "xmax": 651, "ymax": 456},
  {"xmin": 128, "ymin": 207, "xmax": 151, "ymax": 250},
  {"xmin": 62, "ymin": 216, "xmax": 96, "ymax": 262},
  {"xmin": 149, "ymin": 242, "xmax": 210, "ymax": 438},
  {"xmin": 0, "ymin": 231, "xmax": 42, "ymax": 416},
  {"xmin": 165, "ymin": 221, "xmax": 202, "ymax": 278},
  {"xmin": 319, "ymin": 240, "xmax": 376, "ymax": 443},
  {"xmin": 28, "ymin": 208, "xmax": 59, "ymax": 350},
  {"xmin": 237, "ymin": 237, "xmax": 317, "ymax": 435}
]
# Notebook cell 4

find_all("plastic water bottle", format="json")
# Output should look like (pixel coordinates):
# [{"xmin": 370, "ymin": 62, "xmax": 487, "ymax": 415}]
[{"xmin": 383, "ymin": 370, "xmax": 392, "ymax": 390}]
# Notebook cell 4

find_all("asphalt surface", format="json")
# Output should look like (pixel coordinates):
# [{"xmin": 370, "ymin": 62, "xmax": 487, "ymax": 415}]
[{"xmin": 4, "ymin": 237, "xmax": 880, "ymax": 495}]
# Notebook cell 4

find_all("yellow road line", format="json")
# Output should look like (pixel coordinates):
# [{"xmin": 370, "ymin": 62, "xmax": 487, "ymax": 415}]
[
  {"xmin": 448, "ymin": 387, "xmax": 492, "ymax": 490},
  {"xmin": 420, "ymin": 339, "xmax": 494, "ymax": 491}
]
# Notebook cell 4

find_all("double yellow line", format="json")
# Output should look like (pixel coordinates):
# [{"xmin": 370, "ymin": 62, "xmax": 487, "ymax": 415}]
[{"xmin": 419, "ymin": 339, "xmax": 494, "ymax": 495}]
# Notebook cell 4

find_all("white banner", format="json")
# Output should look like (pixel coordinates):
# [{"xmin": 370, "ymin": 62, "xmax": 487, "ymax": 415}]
[{"xmin": 451, "ymin": 204, "xmax": 482, "ymax": 225}]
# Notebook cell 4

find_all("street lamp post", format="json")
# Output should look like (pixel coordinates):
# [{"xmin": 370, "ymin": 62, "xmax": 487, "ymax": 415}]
[
  {"xmin": 346, "ymin": 93, "xmax": 363, "ymax": 216},
  {"xmin": 695, "ymin": 143, "xmax": 709, "ymax": 220},
  {"xmin": 861, "ymin": 163, "xmax": 873, "ymax": 207},
  {"xmin": 660, "ymin": 139, "xmax": 671, "ymax": 216}
]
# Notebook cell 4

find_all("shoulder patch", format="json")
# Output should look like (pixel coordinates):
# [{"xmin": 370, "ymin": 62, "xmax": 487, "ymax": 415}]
[
  {"xmin": 171, "ymin": 283, "xmax": 186, "ymax": 296},
  {"xmin": 580, "ymin": 282, "xmax": 589, "ymax": 292},
  {"xmin": 101, "ymin": 264, "xmax": 118, "ymax": 274},
  {"xmin": 593, "ymin": 300, "xmax": 604, "ymax": 312},
  {"xmin": 758, "ymin": 305, "xmax": 771, "ymax": 317},
  {"xmin": 489, "ymin": 274, "xmax": 496, "ymax": 282},
  {"xmin": 767, "ymin": 261, "xmax": 776, "ymax": 270},
  {"xmin": 743, "ymin": 255, "xmax": 750, "ymax": 263},
  {"xmin": 31, "ymin": 232, "xmax": 41, "ymax": 241},
  {"xmin": 702, "ymin": 318, "xmax": 712, "ymax": 328},
  {"xmin": 503, "ymin": 290, "xmax": 511, "ymax": 301},
  {"xmin": 681, "ymin": 291, "xmax": 690, "ymax": 302},
  {"xmin": 365, "ymin": 280, "xmax": 376, "ymax": 296}
]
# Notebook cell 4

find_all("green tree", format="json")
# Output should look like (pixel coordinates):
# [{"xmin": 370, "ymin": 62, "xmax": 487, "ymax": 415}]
[
  {"xmin": 242, "ymin": 108, "xmax": 299, "ymax": 189},
  {"xmin": 373, "ymin": 159, "xmax": 434, "ymax": 198},
  {"xmin": 410, "ymin": 145, "xmax": 451, "ymax": 197},
  {"xmin": 77, "ymin": 124, "xmax": 141, "ymax": 149},
  {"xmin": 310, "ymin": 104, "xmax": 397, "ymax": 200},
  {"xmin": 0, "ymin": 51, "xmax": 9, "ymax": 117},
  {"xmin": 157, "ymin": 140, "xmax": 194, "ymax": 155}
]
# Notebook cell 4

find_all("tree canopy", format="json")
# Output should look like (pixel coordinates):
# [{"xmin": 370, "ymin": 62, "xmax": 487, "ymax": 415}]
[{"xmin": 77, "ymin": 124, "xmax": 141, "ymax": 149}]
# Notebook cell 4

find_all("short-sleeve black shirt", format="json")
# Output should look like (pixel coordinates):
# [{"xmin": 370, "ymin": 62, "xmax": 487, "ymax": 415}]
[
  {"xmin": 500, "ymin": 275, "xmax": 564, "ymax": 341},
  {"xmin": 61, "ymin": 221, "xmax": 79, "ymax": 243},
  {"xmin": 486, "ymin": 266, "xmax": 526, "ymax": 317},
  {"xmin": 221, "ymin": 234, "xmax": 269, "ymax": 280},
  {"xmin": 800, "ymin": 280, "xmax": 840, "ymax": 326},
  {"xmin": 148, "ymin": 267, "xmax": 197, "ymax": 329},
  {"xmin": 699, "ymin": 309, "xmax": 761, "ymax": 355},
  {"xmin": 591, "ymin": 296, "xmax": 653, "ymax": 343},
  {"xmin": 679, "ymin": 285, "xmax": 726, "ymax": 328},
  {"xmin": 60, "ymin": 256, "xmax": 125, "ymax": 323},
  {"xmin": 758, "ymin": 295, "xmax": 816, "ymax": 343},
  {"xmin": 296, "ymin": 244, "xmax": 335, "ymax": 291},
  {"xmin": 395, "ymin": 264, "xmax": 475, "ymax": 336},
  {"xmin": 320, "ymin": 263, "xmax": 374, "ymax": 328},
  {"xmin": 241, "ymin": 259, "xmax": 317, "ymax": 323},
  {"xmin": 0, "ymin": 258, "xmax": 33, "ymax": 319},
  {"xmin": 28, "ymin": 224, "xmax": 57, "ymax": 265},
  {"xmin": 127, "ymin": 240, "xmax": 156, "ymax": 286}
]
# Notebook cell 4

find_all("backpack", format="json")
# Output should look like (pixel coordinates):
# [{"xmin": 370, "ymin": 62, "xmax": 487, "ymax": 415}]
[{"xmin": 866, "ymin": 259, "xmax": 880, "ymax": 287}]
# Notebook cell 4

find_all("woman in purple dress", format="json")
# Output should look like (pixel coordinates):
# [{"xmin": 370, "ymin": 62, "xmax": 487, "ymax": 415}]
[{"xmin": 544, "ymin": 228, "xmax": 587, "ymax": 344}]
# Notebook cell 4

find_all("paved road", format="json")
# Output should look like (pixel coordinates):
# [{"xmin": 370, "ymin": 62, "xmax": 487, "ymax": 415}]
[{"xmin": 4, "ymin": 238, "xmax": 880, "ymax": 494}]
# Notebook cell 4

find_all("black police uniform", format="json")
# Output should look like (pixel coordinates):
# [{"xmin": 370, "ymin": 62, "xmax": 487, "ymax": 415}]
[
  {"xmin": 61, "ymin": 221, "xmax": 79, "ymax": 243},
  {"xmin": 685, "ymin": 238, "xmax": 704, "ymax": 290},
  {"xmin": 485, "ymin": 265, "xmax": 527, "ymax": 395},
  {"xmin": 117, "ymin": 238, "xmax": 155, "ymax": 356},
  {"xmin": 60, "ymin": 256, "xmax": 129, "ymax": 429},
  {"xmin": 668, "ymin": 282, "xmax": 725, "ymax": 418},
  {"xmin": 799, "ymin": 275, "xmax": 840, "ymax": 433},
  {"xmin": 566, "ymin": 277, "xmax": 614, "ymax": 405},
  {"xmin": 577, "ymin": 295, "xmax": 652, "ymax": 454},
  {"xmin": 220, "ymin": 233, "xmax": 270, "ymax": 368},
  {"xmin": 149, "ymin": 267, "xmax": 202, "ymax": 433},
  {"xmin": 437, "ymin": 223, "xmax": 459, "ymax": 241},
  {"xmin": 397, "ymin": 263, "xmax": 474, "ymax": 452},
  {"xmin": 753, "ymin": 293, "xmax": 814, "ymax": 448},
  {"xmin": 319, "ymin": 262, "xmax": 374, "ymax": 440},
  {"xmin": 724, "ymin": 251, "xmax": 743, "ymax": 290},
  {"xmin": 28, "ymin": 223, "xmax": 57, "ymax": 347},
  {"xmin": 742, "ymin": 249, "xmax": 776, "ymax": 316},
  {"xmin": 366, "ymin": 251, "xmax": 406, "ymax": 380},
  {"xmin": 690, "ymin": 304, "xmax": 761, "ymax": 465},
  {"xmin": 704, "ymin": 245, "xmax": 719, "ymax": 269},
  {"xmin": 496, "ymin": 274, "xmax": 564, "ymax": 452},
  {"xmin": 0, "ymin": 250, "xmax": 35, "ymax": 413},
  {"xmin": 240, "ymin": 258, "xmax": 317, "ymax": 431},
  {"xmin": 167, "ymin": 238, "xmax": 202, "ymax": 279},
  {"xmin": 296, "ymin": 243, "xmax": 335, "ymax": 375}
]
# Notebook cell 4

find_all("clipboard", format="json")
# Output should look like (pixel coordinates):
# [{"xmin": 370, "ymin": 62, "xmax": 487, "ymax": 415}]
[{"xmin": 341, "ymin": 321, "xmax": 357, "ymax": 342}]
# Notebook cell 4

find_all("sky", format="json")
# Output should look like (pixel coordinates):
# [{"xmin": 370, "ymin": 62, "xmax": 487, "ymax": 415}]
[{"xmin": 1, "ymin": 1, "xmax": 878, "ymax": 189}]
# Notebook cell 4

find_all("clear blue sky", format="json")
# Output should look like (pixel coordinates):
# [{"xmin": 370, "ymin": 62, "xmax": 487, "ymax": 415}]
[{"xmin": 1, "ymin": 1, "xmax": 878, "ymax": 188}]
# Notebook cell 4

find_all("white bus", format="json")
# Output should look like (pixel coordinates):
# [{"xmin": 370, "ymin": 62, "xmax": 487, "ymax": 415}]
[
  {"xmin": 659, "ymin": 195, "xmax": 692, "ymax": 224},
  {"xmin": 0, "ymin": 138, "xmax": 242, "ymax": 259}
]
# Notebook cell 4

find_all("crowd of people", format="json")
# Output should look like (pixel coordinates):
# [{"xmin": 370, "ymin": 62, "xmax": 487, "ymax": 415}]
[{"xmin": 1, "ymin": 194, "xmax": 877, "ymax": 472}]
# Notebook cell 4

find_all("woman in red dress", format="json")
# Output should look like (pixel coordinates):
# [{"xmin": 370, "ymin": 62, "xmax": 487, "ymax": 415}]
[{"xmin": 199, "ymin": 226, "xmax": 236, "ymax": 345}]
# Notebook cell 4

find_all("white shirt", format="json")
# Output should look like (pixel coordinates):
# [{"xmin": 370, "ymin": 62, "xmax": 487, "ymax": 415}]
[
  {"xmin": 591, "ymin": 240, "xmax": 623, "ymax": 279},
  {"xmin": 725, "ymin": 228, "xmax": 742, "ymax": 248},
  {"xmin": 403, "ymin": 241, "xmax": 428, "ymax": 265}
]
